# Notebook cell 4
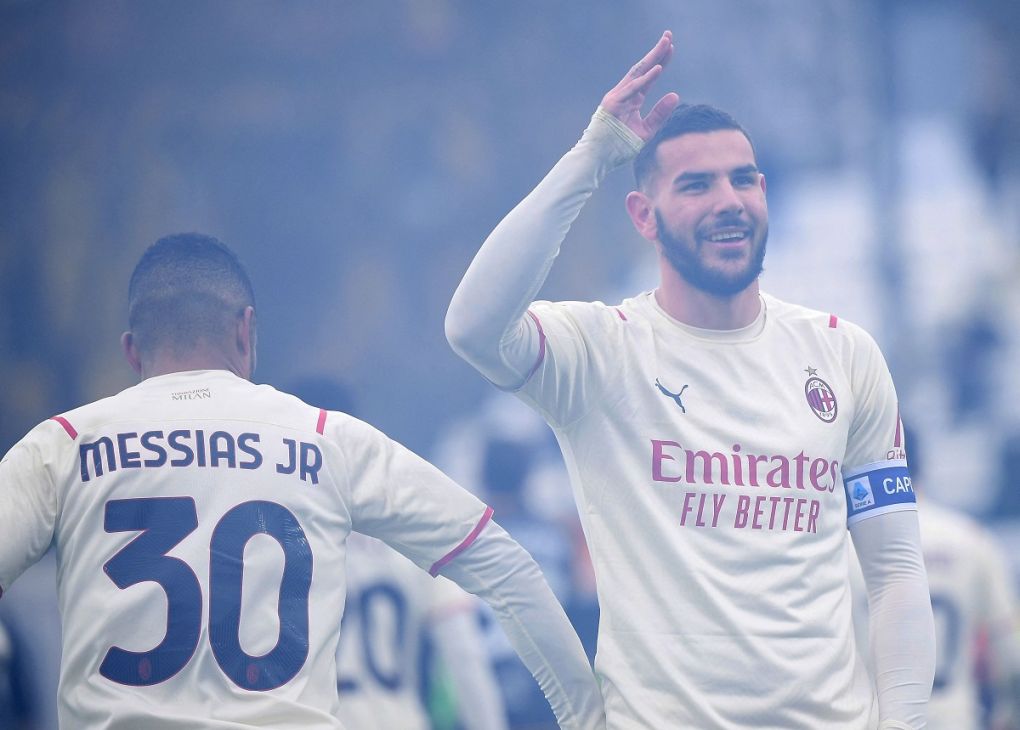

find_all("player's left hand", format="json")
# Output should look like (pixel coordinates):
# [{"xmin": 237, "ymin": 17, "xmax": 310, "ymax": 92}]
[{"xmin": 600, "ymin": 30, "xmax": 680, "ymax": 141}]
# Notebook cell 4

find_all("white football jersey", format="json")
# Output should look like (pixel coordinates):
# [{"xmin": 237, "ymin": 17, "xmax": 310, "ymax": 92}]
[
  {"xmin": 915, "ymin": 502, "xmax": 1015, "ymax": 729},
  {"xmin": 514, "ymin": 291, "xmax": 913, "ymax": 729},
  {"xmin": 335, "ymin": 532, "xmax": 474, "ymax": 730},
  {"xmin": 0, "ymin": 370, "xmax": 490, "ymax": 730}
]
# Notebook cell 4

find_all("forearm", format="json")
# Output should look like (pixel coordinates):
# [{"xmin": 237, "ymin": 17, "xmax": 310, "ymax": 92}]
[
  {"xmin": 445, "ymin": 108, "xmax": 641, "ymax": 388},
  {"xmin": 851, "ymin": 512, "xmax": 936, "ymax": 729},
  {"xmin": 438, "ymin": 521, "xmax": 605, "ymax": 730}
]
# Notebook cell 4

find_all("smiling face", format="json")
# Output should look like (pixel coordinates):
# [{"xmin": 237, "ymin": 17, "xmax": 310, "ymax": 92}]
[{"xmin": 640, "ymin": 129, "xmax": 768, "ymax": 297}]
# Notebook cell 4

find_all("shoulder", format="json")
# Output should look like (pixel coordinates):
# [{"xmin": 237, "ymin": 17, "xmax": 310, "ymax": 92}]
[
  {"xmin": 920, "ymin": 501, "xmax": 993, "ymax": 549},
  {"xmin": 530, "ymin": 293, "xmax": 649, "ymax": 332},
  {"xmin": 764, "ymin": 293, "xmax": 885, "ymax": 354}
]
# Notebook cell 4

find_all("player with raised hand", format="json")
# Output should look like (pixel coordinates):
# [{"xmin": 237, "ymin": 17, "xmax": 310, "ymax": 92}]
[
  {"xmin": 0, "ymin": 234, "xmax": 604, "ymax": 730},
  {"xmin": 446, "ymin": 30, "xmax": 935, "ymax": 729}
]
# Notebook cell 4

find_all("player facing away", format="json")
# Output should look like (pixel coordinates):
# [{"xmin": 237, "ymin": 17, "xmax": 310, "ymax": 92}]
[
  {"xmin": 446, "ymin": 31, "xmax": 935, "ymax": 729},
  {"xmin": 336, "ymin": 533, "xmax": 509, "ymax": 730},
  {"xmin": 0, "ymin": 234, "xmax": 605, "ymax": 730}
]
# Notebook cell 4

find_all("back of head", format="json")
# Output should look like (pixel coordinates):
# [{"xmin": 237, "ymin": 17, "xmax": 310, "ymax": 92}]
[
  {"xmin": 633, "ymin": 103, "xmax": 756, "ymax": 190},
  {"xmin": 128, "ymin": 233, "xmax": 256, "ymax": 361}
]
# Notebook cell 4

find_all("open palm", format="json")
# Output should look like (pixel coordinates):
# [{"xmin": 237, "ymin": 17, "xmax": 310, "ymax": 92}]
[{"xmin": 600, "ymin": 31, "xmax": 681, "ymax": 142}]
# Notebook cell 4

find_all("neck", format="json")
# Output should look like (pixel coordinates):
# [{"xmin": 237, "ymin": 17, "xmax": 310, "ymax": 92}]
[
  {"xmin": 140, "ymin": 350, "xmax": 248, "ymax": 381},
  {"xmin": 655, "ymin": 260, "xmax": 761, "ymax": 330}
]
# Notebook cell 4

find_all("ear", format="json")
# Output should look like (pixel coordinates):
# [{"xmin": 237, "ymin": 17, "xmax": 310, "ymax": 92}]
[
  {"xmin": 759, "ymin": 173, "xmax": 767, "ymax": 194},
  {"xmin": 237, "ymin": 306, "xmax": 257, "ymax": 378},
  {"xmin": 625, "ymin": 190, "xmax": 658, "ymax": 242},
  {"xmin": 121, "ymin": 331, "xmax": 143, "ymax": 376}
]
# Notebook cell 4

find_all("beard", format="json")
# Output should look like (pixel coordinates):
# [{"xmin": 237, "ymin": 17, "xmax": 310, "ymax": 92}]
[{"xmin": 655, "ymin": 210, "xmax": 767, "ymax": 297}]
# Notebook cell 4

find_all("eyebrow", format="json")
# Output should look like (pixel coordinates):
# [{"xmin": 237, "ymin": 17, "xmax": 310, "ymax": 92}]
[{"xmin": 673, "ymin": 164, "xmax": 761, "ymax": 185}]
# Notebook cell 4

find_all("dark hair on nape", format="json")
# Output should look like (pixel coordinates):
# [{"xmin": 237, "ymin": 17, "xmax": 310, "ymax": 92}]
[
  {"xmin": 128, "ymin": 233, "xmax": 256, "ymax": 357},
  {"xmin": 633, "ymin": 103, "xmax": 757, "ymax": 190}
]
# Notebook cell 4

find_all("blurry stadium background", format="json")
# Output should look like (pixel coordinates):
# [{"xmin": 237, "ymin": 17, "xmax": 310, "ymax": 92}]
[{"xmin": 1, "ymin": 1, "xmax": 1018, "ymax": 728}]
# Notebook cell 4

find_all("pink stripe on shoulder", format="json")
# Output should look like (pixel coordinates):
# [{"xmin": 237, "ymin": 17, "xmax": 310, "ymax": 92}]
[
  {"xmin": 429, "ymin": 506, "xmax": 494, "ymax": 577},
  {"xmin": 828, "ymin": 314, "xmax": 838, "ymax": 328},
  {"xmin": 316, "ymin": 408, "xmax": 327, "ymax": 435},
  {"xmin": 522, "ymin": 310, "xmax": 547, "ymax": 384},
  {"xmin": 615, "ymin": 308, "xmax": 628, "ymax": 321},
  {"xmin": 50, "ymin": 416, "xmax": 78, "ymax": 440}
]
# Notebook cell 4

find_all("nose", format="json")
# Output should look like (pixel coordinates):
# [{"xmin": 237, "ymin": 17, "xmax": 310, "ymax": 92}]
[{"xmin": 712, "ymin": 181, "xmax": 744, "ymax": 216}]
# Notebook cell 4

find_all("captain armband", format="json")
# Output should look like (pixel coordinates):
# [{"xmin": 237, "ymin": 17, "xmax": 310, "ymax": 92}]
[{"xmin": 842, "ymin": 459, "xmax": 916, "ymax": 526}]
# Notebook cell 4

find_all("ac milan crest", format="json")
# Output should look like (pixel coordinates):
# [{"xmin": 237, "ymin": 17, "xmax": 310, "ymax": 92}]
[{"xmin": 804, "ymin": 374, "xmax": 838, "ymax": 423}]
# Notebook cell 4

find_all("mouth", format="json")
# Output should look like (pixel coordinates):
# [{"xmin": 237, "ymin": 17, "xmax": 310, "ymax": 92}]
[{"xmin": 701, "ymin": 227, "xmax": 750, "ymax": 246}]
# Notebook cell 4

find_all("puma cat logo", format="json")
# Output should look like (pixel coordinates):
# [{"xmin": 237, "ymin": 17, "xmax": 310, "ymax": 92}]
[{"xmin": 655, "ymin": 379, "xmax": 688, "ymax": 413}]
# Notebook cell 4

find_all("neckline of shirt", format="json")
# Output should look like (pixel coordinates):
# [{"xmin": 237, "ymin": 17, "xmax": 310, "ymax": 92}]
[
  {"xmin": 136, "ymin": 369, "xmax": 244, "ymax": 387},
  {"xmin": 640, "ymin": 290, "xmax": 769, "ymax": 343}
]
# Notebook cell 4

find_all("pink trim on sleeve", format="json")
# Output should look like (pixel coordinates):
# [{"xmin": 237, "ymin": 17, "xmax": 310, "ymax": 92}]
[
  {"xmin": 615, "ymin": 308, "xmax": 628, "ymax": 321},
  {"xmin": 429, "ymin": 506, "xmax": 494, "ymax": 577},
  {"xmin": 521, "ymin": 310, "xmax": 548, "ymax": 384},
  {"xmin": 50, "ymin": 416, "xmax": 78, "ymax": 440},
  {"xmin": 316, "ymin": 408, "xmax": 327, "ymax": 435},
  {"xmin": 894, "ymin": 407, "xmax": 903, "ymax": 448},
  {"xmin": 828, "ymin": 314, "xmax": 838, "ymax": 328}
]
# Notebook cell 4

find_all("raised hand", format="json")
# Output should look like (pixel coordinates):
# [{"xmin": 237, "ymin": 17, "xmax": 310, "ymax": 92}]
[{"xmin": 600, "ymin": 31, "xmax": 680, "ymax": 141}]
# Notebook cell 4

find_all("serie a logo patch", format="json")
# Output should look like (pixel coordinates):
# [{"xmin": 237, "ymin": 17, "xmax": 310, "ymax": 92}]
[{"xmin": 847, "ymin": 477, "xmax": 875, "ymax": 511}]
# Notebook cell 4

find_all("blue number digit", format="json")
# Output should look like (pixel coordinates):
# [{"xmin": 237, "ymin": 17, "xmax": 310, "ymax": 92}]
[
  {"xmin": 208, "ymin": 500, "xmax": 312, "ymax": 690},
  {"xmin": 930, "ymin": 593, "xmax": 961, "ymax": 693},
  {"xmin": 359, "ymin": 582, "xmax": 407, "ymax": 691},
  {"xmin": 100, "ymin": 497, "xmax": 202, "ymax": 686}
]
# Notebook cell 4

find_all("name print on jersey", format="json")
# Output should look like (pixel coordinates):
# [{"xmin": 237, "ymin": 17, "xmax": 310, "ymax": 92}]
[{"xmin": 78, "ymin": 429, "xmax": 323, "ymax": 485}]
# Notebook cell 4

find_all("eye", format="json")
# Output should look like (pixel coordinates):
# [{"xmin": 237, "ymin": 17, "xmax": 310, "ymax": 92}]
[
  {"xmin": 732, "ymin": 173, "xmax": 757, "ymax": 187},
  {"xmin": 680, "ymin": 181, "xmax": 707, "ymax": 193}
]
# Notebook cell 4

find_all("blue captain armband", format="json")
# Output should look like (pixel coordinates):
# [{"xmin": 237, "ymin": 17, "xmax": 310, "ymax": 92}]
[{"xmin": 843, "ymin": 459, "xmax": 916, "ymax": 526}]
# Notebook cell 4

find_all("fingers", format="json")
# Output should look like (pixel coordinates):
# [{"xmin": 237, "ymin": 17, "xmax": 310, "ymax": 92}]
[
  {"xmin": 628, "ymin": 31, "xmax": 673, "ymax": 80},
  {"xmin": 619, "ymin": 63, "xmax": 665, "ymax": 100},
  {"xmin": 643, "ymin": 92, "xmax": 681, "ymax": 134}
]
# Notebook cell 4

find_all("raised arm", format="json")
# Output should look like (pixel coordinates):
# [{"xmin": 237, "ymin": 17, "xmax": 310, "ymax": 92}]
[{"xmin": 445, "ymin": 32, "xmax": 678, "ymax": 389}]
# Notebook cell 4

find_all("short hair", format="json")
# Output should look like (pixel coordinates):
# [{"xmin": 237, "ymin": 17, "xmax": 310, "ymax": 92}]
[
  {"xmin": 633, "ymin": 103, "xmax": 757, "ymax": 190},
  {"xmin": 127, "ymin": 233, "xmax": 255, "ymax": 356}
]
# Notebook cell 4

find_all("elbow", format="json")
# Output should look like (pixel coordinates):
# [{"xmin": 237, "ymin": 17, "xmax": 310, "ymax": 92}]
[
  {"xmin": 445, "ymin": 297, "xmax": 493, "ymax": 365},
  {"xmin": 444, "ymin": 302, "xmax": 473, "ymax": 361}
]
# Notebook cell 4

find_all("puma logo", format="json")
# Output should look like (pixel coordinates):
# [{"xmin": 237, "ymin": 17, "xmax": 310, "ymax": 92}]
[{"xmin": 655, "ymin": 379, "xmax": 688, "ymax": 413}]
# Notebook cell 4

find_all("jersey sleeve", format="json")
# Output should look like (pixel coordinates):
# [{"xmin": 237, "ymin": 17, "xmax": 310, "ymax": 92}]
[
  {"xmin": 510, "ymin": 301, "xmax": 622, "ymax": 427},
  {"xmin": 975, "ymin": 528, "xmax": 1020, "ymax": 637},
  {"xmin": 330, "ymin": 415, "xmax": 491, "ymax": 574},
  {"xmin": 445, "ymin": 108, "xmax": 642, "ymax": 397},
  {"xmin": 841, "ymin": 324, "xmax": 916, "ymax": 525},
  {"xmin": 0, "ymin": 424, "xmax": 61, "ymax": 596}
]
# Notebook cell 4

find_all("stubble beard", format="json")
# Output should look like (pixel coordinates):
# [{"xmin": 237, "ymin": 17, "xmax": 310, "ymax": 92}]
[{"xmin": 655, "ymin": 210, "xmax": 768, "ymax": 298}]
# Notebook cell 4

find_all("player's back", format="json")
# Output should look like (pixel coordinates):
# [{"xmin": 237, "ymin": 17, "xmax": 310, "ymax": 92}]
[
  {"xmin": 42, "ymin": 370, "xmax": 354, "ymax": 729},
  {"xmin": 920, "ymin": 501, "xmax": 1013, "ymax": 730},
  {"xmin": 336, "ymin": 533, "xmax": 472, "ymax": 730}
]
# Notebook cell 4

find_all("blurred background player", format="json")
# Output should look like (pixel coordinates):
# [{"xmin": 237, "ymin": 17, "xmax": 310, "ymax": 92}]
[
  {"xmin": 852, "ymin": 429, "xmax": 1020, "ymax": 730},
  {"xmin": 287, "ymin": 376, "xmax": 509, "ymax": 730}
]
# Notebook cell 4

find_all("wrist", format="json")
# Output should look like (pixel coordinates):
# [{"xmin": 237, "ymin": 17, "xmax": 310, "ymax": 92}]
[{"xmin": 578, "ymin": 107, "xmax": 643, "ymax": 167}]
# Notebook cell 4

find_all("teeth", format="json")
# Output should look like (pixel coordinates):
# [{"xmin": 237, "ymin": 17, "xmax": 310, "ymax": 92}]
[{"xmin": 708, "ymin": 231, "xmax": 745, "ymax": 242}]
